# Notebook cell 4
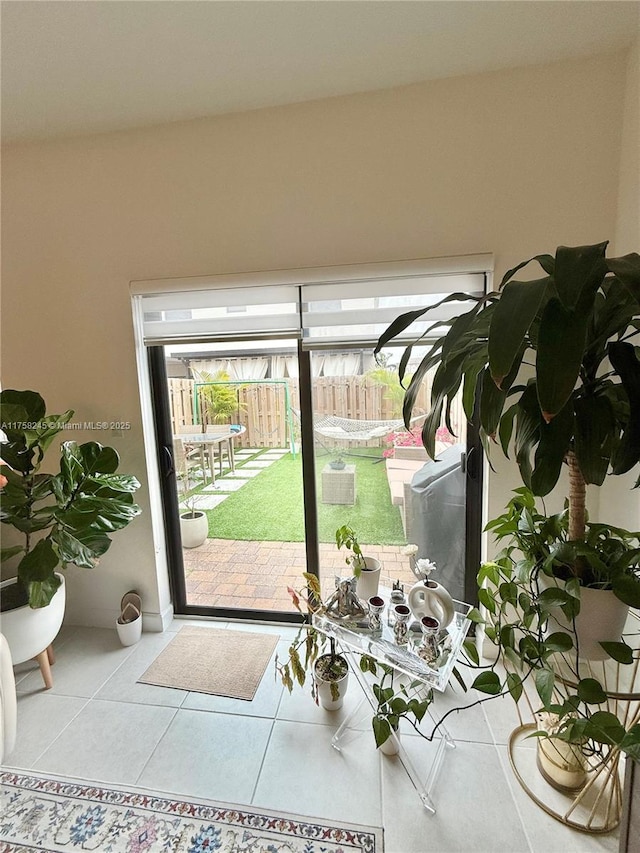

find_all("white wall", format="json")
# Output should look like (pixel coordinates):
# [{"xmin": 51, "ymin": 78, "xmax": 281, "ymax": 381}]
[
  {"xmin": 601, "ymin": 36, "xmax": 640, "ymax": 531},
  {"xmin": 1, "ymin": 50, "xmax": 634, "ymax": 627}
]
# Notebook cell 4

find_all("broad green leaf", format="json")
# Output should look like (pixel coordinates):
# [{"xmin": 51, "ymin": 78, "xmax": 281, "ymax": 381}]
[
  {"xmin": 26, "ymin": 573, "xmax": 62, "ymax": 609},
  {"xmin": 543, "ymin": 632, "xmax": 574, "ymax": 653},
  {"xmin": 463, "ymin": 639, "xmax": 480, "ymax": 665},
  {"xmin": 78, "ymin": 442, "xmax": 120, "ymax": 475},
  {"xmin": 499, "ymin": 253, "xmax": 555, "ymax": 288},
  {"xmin": 506, "ymin": 672, "xmax": 523, "ymax": 703},
  {"xmin": 372, "ymin": 715, "xmax": 392, "ymax": 748},
  {"xmin": 554, "ymin": 242, "xmax": 608, "ymax": 312},
  {"xmin": 0, "ymin": 389, "xmax": 46, "ymax": 424},
  {"xmin": 583, "ymin": 711, "xmax": 626, "ymax": 746},
  {"xmin": 488, "ymin": 277, "xmax": 550, "ymax": 385},
  {"xmin": 607, "ymin": 252, "xmax": 640, "ymax": 302},
  {"xmin": 17, "ymin": 538, "xmax": 59, "ymax": 581},
  {"xmin": 531, "ymin": 401, "xmax": 573, "ymax": 496},
  {"xmin": 536, "ymin": 297, "xmax": 588, "ymax": 421},
  {"xmin": 535, "ymin": 668, "xmax": 555, "ymax": 707},
  {"xmin": 620, "ymin": 724, "xmax": 640, "ymax": 760},
  {"xmin": 598, "ymin": 642, "xmax": 634, "ymax": 664},
  {"xmin": 576, "ymin": 678, "xmax": 607, "ymax": 704},
  {"xmin": 574, "ymin": 394, "xmax": 615, "ymax": 485},
  {"xmin": 472, "ymin": 671, "xmax": 502, "ymax": 695},
  {"xmin": 611, "ymin": 574, "xmax": 640, "ymax": 608},
  {"xmin": 608, "ymin": 342, "xmax": 640, "ymax": 474},
  {"xmin": 536, "ymin": 587, "xmax": 573, "ymax": 612}
]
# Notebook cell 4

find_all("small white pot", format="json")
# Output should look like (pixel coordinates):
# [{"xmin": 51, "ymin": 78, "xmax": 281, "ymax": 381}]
[
  {"xmin": 378, "ymin": 729, "xmax": 400, "ymax": 756},
  {"xmin": 180, "ymin": 511, "xmax": 209, "ymax": 548},
  {"xmin": 355, "ymin": 557, "xmax": 382, "ymax": 601},
  {"xmin": 0, "ymin": 573, "xmax": 66, "ymax": 665},
  {"xmin": 116, "ymin": 612, "xmax": 142, "ymax": 647},
  {"xmin": 314, "ymin": 654, "xmax": 349, "ymax": 710}
]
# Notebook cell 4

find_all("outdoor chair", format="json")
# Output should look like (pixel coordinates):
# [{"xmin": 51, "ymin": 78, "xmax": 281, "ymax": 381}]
[{"xmin": 206, "ymin": 424, "xmax": 233, "ymax": 475}]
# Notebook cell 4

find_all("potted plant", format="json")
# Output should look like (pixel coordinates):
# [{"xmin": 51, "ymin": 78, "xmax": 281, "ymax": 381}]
[
  {"xmin": 360, "ymin": 655, "xmax": 430, "ymax": 754},
  {"xmin": 376, "ymin": 242, "xmax": 640, "ymax": 788},
  {"xmin": 276, "ymin": 572, "xmax": 350, "ymax": 709},
  {"xmin": 0, "ymin": 389, "xmax": 141, "ymax": 686},
  {"xmin": 335, "ymin": 524, "xmax": 382, "ymax": 600},
  {"xmin": 179, "ymin": 494, "xmax": 209, "ymax": 549},
  {"xmin": 329, "ymin": 451, "xmax": 346, "ymax": 470}
]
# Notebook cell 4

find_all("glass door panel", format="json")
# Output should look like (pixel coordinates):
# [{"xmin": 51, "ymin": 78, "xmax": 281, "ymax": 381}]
[
  {"xmin": 163, "ymin": 338, "xmax": 306, "ymax": 615},
  {"xmin": 310, "ymin": 345, "xmax": 469, "ymax": 604}
]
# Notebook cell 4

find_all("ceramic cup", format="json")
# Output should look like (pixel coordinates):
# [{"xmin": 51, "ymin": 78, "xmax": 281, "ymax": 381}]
[
  {"xmin": 367, "ymin": 595, "xmax": 385, "ymax": 632},
  {"xmin": 393, "ymin": 604, "xmax": 411, "ymax": 645}
]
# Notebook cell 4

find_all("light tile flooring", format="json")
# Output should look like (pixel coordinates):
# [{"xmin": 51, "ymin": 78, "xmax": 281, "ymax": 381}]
[{"xmin": 4, "ymin": 620, "xmax": 620, "ymax": 853}]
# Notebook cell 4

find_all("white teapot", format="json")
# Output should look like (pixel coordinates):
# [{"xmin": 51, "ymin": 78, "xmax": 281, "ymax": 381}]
[{"xmin": 405, "ymin": 555, "xmax": 455, "ymax": 629}]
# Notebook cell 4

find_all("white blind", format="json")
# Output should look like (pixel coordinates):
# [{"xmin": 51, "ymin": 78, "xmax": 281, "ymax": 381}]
[
  {"xmin": 131, "ymin": 255, "xmax": 491, "ymax": 346},
  {"xmin": 135, "ymin": 285, "xmax": 301, "ymax": 344},
  {"xmin": 301, "ymin": 271, "xmax": 486, "ymax": 347}
]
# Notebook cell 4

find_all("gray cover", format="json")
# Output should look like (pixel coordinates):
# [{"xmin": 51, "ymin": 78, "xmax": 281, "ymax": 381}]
[{"xmin": 409, "ymin": 444, "xmax": 466, "ymax": 602}]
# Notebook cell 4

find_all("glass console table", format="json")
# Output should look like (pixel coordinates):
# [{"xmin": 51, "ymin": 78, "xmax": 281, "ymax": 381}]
[{"xmin": 312, "ymin": 586, "xmax": 473, "ymax": 813}]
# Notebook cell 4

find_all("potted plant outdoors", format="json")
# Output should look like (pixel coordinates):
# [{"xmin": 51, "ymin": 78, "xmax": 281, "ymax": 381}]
[
  {"xmin": 178, "ymin": 493, "xmax": 209, "ymax": 549},
  {"xmin": 276, "ymin": 572, "xmax": 350, "ymax": 710},
  {"xmin": 329, "ymin": 450, "xmax": 346, "ymax": 470},
  {"xmin": 0, "ymin": 389, "xmax": 141, "ymax": 684},
  {"xmin": 335, "ymin": 524, "xmax": 382, "ymax": 601},
  {"xmin": 376, "ymin": 242, "xmax": 640, "ymax": 776}
]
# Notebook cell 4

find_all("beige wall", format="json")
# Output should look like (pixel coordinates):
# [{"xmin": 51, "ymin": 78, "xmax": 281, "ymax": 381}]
[
  {"xmin": 601, "ymin": 36, "xmax": 640, "ymax": 530},
  {"xmin": 1, "ymin": 50, "xmax": 634, "ymax": 627}
]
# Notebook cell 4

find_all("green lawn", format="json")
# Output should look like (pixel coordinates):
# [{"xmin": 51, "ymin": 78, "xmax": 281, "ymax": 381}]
[{"xmin": 196, "ymin": 450, "xmax": 404, "ymax": 544}]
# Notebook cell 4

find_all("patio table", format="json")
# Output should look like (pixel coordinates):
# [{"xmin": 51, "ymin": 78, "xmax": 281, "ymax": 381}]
[{"xmin": 176, "ymin": 426, "xmax": 246, "ymax": 485}]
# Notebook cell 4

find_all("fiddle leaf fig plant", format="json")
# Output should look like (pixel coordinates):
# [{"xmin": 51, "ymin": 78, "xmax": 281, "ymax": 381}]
[{"xmin": 0, "ymin": 389, "xmax": 142, "ymax": 609}]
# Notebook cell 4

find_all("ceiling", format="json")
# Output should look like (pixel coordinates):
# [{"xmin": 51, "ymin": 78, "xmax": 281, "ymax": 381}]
[{"xmin": 2, "ymin": 0, "xmax": 638, "ymax": 143}]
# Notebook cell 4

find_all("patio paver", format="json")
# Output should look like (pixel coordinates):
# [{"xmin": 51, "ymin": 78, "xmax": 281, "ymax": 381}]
[{"xmin": 182, "ymin": 539, "xmax": 417, "ymax": 612}]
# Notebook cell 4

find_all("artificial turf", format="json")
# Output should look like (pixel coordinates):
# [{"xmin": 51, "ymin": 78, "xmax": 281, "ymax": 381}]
[{"xmin": 199, "ymin": 449, "xmax": 405, "ymax": 544}]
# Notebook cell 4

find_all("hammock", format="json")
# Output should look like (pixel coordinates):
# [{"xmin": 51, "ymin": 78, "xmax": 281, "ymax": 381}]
[{"xmin": 313, "ymin": 413, "xmax": 424, "ymax": 442}]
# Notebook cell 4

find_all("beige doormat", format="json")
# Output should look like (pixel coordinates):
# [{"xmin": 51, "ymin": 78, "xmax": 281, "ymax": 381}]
[{"xmin": 137, "ymin": 626, "xmax": 280, "ymax": 700}]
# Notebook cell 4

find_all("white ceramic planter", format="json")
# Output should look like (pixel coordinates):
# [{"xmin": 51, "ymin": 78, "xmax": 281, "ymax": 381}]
[
  {"xmin": 0, "ymin": 573, "xmax": 66, "ymax": 665},
  {"xmin": 314, "ymin": 654, "xmax": 349, "ymax": 710},
  {"xmin": 378, "ymin": 729, "xmax": 400, "ymax": 756},
  {"xmin": 543, "ymin": 581, "xmax": 629, "ymax": 660},
  {"xmin": 180, "ymin": 511, "xmax": 209, "ymax": 548},
  {"xmin": 355, "ymin": 557, "xmax": 382, "ymax": 601},
  {"xmin": 116, "ymin": 612, "xmax": 142, "ymax": 647}
]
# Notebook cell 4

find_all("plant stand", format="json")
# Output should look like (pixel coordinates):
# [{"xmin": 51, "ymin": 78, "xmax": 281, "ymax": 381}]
[
  {"xmin": 313, "ymin": 586, "xmax": 473, "ymax": 813},
  {"xmin": 330, "ymin": 646, "xmax": 455, "ymax": 813},
  {"xmin": 507, "ymin": 616, "xmax": 640, "ymax": 834},
  {"xmin": 321, "ymin": 464, "xmax": 356, "ymax": 505}
]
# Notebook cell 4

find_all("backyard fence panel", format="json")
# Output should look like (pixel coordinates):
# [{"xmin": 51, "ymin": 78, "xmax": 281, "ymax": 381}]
[{"xmin": 168, "ymin": 373, "xmax": 462, "ymax": 450}]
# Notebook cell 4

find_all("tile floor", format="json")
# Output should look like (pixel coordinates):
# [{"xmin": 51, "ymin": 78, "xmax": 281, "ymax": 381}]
[{"xmin": 4, "ymin": 619, "xmax": 621, "ymax": 853}]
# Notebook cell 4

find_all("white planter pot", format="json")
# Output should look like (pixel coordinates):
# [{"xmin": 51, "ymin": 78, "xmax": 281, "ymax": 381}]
[
  {"xmin": 314, "ymin": 654, "xmax": 349, "ymax": 710},
  {"xmin": 0, "ymin": 573, "xmax": 66, "ymax": 665},
  {"xmin": 543, "ymin": 580, "xmax": 629, "ymax": 661},
  {"xmin": 378, "ymin": 729, "xmax": 400, "ymax": 756},
  {"xmin": 116, "ymin": 612, "xmax": 142, "ymax": 647},
  {"xmin": 180, "ymin": 511, "xmax": 209, "ymax": 548},
  {"xmin": 355, "ymin": 557, "xmax": 382, "ymax": 601}
]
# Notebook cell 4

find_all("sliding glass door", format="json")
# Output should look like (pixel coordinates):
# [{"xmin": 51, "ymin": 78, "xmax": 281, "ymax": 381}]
[{"xmin": 133, "ymin": 257, "xmax": 489, "ymax": 620}]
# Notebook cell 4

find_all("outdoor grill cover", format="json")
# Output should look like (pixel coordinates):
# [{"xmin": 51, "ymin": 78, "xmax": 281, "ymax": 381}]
[{"xmin": 409, "ymin": 444, "xmax": 466, "ymax": 603}]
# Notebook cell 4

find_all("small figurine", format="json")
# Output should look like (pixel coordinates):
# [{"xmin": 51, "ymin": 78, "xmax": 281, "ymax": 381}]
[{"xmin": 325, "ymin": 577, "xmax": 366, "ymax": 620}]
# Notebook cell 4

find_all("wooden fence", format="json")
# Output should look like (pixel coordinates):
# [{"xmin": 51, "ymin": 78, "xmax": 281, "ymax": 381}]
[{"xmin": 168, "ymin": 375, "xmax": 465, "ymax": 450}]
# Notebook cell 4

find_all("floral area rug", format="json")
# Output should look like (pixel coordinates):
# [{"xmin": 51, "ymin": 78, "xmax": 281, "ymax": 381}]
[{"xmin": 0, "ymin": 771, "xmax": 383, "ymax": 853}]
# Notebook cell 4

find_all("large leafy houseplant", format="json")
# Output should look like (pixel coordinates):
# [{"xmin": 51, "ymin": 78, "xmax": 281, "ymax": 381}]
[
  {"xmin": 376, "ymin": 241, "xmax": 640, "ymax": 761},
  {"xmin": 0, "ymin": 389, "xmax": 141, "ymax": 610}
]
